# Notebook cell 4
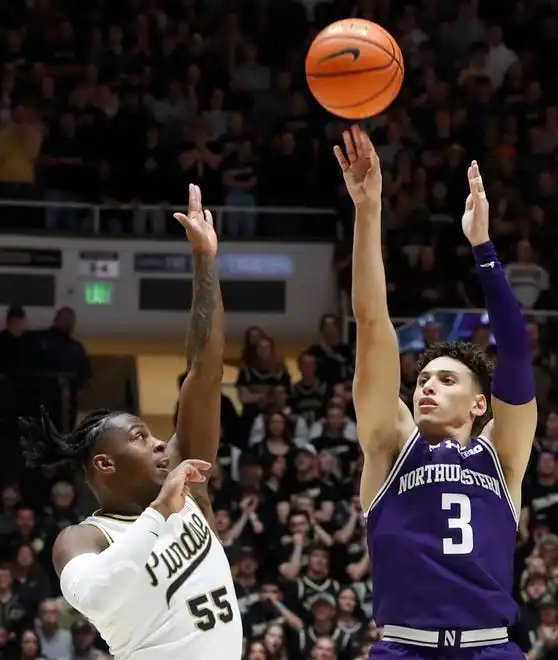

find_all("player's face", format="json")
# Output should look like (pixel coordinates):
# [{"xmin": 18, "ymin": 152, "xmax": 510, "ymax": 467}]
[
  {"xmin": 91, "ymin": 414, "xmax": 169, "ymax": 505},
  {"xmin": 413, "ymin": 357, "xmax": 487, "ymax": 440}
]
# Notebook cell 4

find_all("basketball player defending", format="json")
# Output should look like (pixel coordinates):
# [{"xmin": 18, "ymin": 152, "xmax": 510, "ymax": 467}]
[
  {"xmin": 19, "ymin": 184, "xmax": 242, "ymax": 659},
  {"xmin": 335, "ymin": 126, "xmax": 536, "ymax": 660}
]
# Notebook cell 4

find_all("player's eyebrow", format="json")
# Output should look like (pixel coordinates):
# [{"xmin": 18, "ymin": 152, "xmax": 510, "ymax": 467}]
[
  {"xmin": 129, "ymin": 421, "xmax": 148, "ymax": 434},
  {"xmin": 418, "ymin": 370, "xmax": 460, "ymax": 378}
]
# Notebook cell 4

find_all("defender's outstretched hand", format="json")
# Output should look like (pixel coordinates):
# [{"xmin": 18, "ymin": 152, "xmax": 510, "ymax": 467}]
[
  {"xmin": 334, "ymin": 125, "xmax": 381, "ymax": 207},
  {"xmin": 151, "ymin": 459, "xmax": 212, "ymax": 519},
  {"xmin": 174, "ymin": 184, "xmax": 218, "ymax": 255},
  {"xmin": 462, "ymin": 161, "xmax": 490, "ymax": 247}
]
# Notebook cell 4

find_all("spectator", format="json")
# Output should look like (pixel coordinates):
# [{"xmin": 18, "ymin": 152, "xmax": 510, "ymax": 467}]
[
  {"xmin": 35, "ymin": 599, "xmax": 71, "ymax": 660},
  {"xmin": 249, "ymin": 385, "xmax": 308, "ymax": 449},
  {"xmin": 0, "ymin": 306, "xmax": 28, "ymax": 375},
  {"xmin": 236, "ymin": 336, "xmax": 291, "ymax": 430},
  {"xmin": 40, "ymin": 111, "xmax": 88, "ymax": 232},
  {"xmin": 505, "ymin": 239, "xmax": 551, "ymax": 309},
  {"xmin": 17, "ymin": 629, "xmax": 46, "ymax": 660},
  {"xmin": 34, "ymin": 307, "xmax": 91, "ymax": 429},
  {"xmin": 291, "ymin": 354, "xmax": 328, "ymax": 429},
  {"xmin": 0, "ymin": 566, "xmax": 28, "ymax": 636},
  {"xmin": 0, "ymin": 104, "xmax": 42, "ymax": 198},
  {"xmin": 69, "ymin": 619, "xmax": 108, "ymax": 659},
  {"xmin": 306, "ymin": 316, "xmax": 352, "ymax": 388},
  {"xmin": 10, "ymin": 545, "xmax": 51, "ymax": 618}
]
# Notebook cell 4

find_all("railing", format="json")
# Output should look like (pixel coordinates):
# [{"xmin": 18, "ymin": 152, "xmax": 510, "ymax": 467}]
[
  {"xmin": 344, "ymin": 305, "xmax": 558, "ymax": 352},
  {"xmin": 0, "ymin": 198, "xmax": 337, "ymax": 237}
]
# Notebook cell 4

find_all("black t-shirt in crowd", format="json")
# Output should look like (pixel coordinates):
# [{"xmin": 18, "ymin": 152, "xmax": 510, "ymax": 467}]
[
  {"xmin": 291, "ymin": 575, "xmax": 339, "ymax": 615},
  {"xmin": 234, "ymin": 579, "xmax": 260, "ymax": 617},
  {"xmin": 310, "ymin": 436, "xmax": 360, "ymax": 475},
  {"xmin": 523, "ymin": 480, "xmax": 558, "ymax": 533},
  {"xmin": 306, "ymin": 343, "xmax": 353, "ymax": 386},
  {"xmin": 291, "ymin": 379, "xmax": 329, "ymax": 426},
  {"xmin": 289, "ymin": 476, "xmax": 336, "ymax": 511},
  {"xmin": 236, "ymin": 364, "xmax": 291, "ymax": 394},
  {"xmin": 243, "ymin": 600, "xmax": 285, "ymax": 640}
]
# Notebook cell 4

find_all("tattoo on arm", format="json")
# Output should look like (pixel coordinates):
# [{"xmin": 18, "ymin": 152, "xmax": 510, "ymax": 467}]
[{"xmin": 186, "ymin": 253, "xmax": 221, "ymax": 370}]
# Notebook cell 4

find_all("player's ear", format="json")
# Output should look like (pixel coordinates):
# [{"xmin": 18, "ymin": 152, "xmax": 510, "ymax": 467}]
[
  {"xmin": 92, "ymin": 453, "xmax": 116, "ymax": 474},
  {"xmin": 471, "ymin": 393, "xmax": 488, "ymax": 419}
]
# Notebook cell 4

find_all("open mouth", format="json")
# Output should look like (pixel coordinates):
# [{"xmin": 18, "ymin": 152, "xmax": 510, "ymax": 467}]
[{"xmin": 156, "ymin": 457, "xmax": 170, "ymax": 472}]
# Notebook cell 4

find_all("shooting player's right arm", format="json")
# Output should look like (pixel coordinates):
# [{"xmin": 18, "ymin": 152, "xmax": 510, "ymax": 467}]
[
  {"xmin": 351, "ymin": 201, "xmax": 415, "ymax": 512},
  {"xmin": 334, "ymin": 127, "xmax": 414, "ymax": 512}
]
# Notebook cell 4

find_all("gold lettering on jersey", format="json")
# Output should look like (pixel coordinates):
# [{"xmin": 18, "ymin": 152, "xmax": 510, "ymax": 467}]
[
  {"xmin": 145, "ymin": 513, "xmax": 213, "ymax": 606},
  {"xmin": 398, "ymin": 465, "xmax": 502, "ymax": 498}
]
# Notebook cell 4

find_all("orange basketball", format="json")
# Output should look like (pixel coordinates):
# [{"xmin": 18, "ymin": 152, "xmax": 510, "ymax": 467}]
[{"xmin": 305, "ymin": 18, "xmax": 404, "ymax": 119}]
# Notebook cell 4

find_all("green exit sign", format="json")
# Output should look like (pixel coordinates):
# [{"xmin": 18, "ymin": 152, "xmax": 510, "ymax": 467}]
[{"xmin": 85, "ymin": 281, "xmax": 113, "ymax": 305}]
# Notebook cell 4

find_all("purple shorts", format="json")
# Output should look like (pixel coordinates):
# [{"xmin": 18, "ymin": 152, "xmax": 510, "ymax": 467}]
[{"xmin": 370, "ymin": 640, "xmax": 525, "ymax": 660}]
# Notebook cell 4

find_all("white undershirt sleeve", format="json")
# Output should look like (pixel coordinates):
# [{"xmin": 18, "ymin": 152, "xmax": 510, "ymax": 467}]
[{"xmin": 60, "ymin": 507, "xmax": 166, "ymax": 617}]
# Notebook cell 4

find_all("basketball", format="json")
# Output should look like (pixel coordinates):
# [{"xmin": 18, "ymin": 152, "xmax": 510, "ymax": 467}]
[{"xmin": 305, "ymin": 18, "xmax": 404, "ymax": 119}]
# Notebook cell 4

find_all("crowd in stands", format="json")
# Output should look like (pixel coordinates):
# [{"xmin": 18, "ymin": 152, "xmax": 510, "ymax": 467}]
[
  {"xmin": 1, "ymin": 0, "xmax": 558, "ymax": 657},
  {"xmin": 0, "ymin": 0, "xmax": 554, "ymax": 243}
]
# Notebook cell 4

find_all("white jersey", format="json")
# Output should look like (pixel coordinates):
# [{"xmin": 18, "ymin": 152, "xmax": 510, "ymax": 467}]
[{"xmin": 80, "ymin": 496, "xmax": 242, "ymax": 660}]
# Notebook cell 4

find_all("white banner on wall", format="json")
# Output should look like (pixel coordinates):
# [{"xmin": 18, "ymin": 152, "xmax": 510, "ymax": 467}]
[{"xmin": 0, "ymin": 237, "xmax": 336, "ymax": 342}]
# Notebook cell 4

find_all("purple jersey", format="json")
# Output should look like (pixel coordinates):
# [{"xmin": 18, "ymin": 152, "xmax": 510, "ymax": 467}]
[{"xmin": 366, "ymin": 429, "xmax": 518, "ymax": 629}]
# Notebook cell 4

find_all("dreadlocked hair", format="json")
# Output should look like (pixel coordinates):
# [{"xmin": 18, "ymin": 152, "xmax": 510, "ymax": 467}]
[
  {"xmin": 19, "ymin": 407, "xmax": 117, "ymax": 469},
  {"xmin": 416, "ymin": 340, "xmax": 494, "ymax": 433}
]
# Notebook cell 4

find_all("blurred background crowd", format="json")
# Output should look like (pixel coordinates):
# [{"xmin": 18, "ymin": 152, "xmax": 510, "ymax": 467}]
[{"xmin": 0, "ymin": 0, "xmax": 558, "ymax": 658}]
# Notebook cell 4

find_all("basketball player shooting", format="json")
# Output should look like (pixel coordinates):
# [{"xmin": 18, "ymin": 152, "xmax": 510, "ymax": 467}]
[
  {"xmin": 335, "ymin": 126, "xmax": 536, "ymax": 660},
  {"xmin": 18, "ymin": 184, "xmax": 243, "ymax": 660}
]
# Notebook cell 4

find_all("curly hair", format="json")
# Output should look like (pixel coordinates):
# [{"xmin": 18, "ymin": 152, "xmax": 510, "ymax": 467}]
[
  {"xmin": 416, "ymin": 341, "xmax": 494, "ymax": 432},
  {"xmin": 19, "ymin": 406, "xmax": 122, "ymax": 470}
]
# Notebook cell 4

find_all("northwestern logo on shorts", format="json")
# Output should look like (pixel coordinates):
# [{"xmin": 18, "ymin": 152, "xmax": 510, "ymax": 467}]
[{"xmin": 366, "ymin": 432, "xmax": 518, "ymax": 630}]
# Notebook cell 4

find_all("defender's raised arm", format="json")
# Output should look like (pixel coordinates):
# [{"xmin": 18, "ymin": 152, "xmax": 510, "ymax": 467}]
[
  {"xmin": 168, "ymin": 184, "xmax": 224, "ymax": 524},
  {"xmin": 334, "ymin": 126, "xmax": 413, "ymax": 511}
]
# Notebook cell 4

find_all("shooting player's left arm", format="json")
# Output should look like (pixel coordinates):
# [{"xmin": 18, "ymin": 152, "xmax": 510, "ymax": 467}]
[
  {"xmin": 482, "ymin": 396, "xmax": 537, "ymax": 512},
  {"xmin": 168, "ymin": 252, "xmax": 224, "ymax": 529},
  {"xmin": 462, "ymin": 160, "xmax": 537, "ymax": 516}
]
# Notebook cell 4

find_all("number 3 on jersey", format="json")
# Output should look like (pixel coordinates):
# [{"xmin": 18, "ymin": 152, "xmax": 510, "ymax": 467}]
[{"xmin": 441, "ymin": 493, "xmax": 474, "ymax": 555}]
